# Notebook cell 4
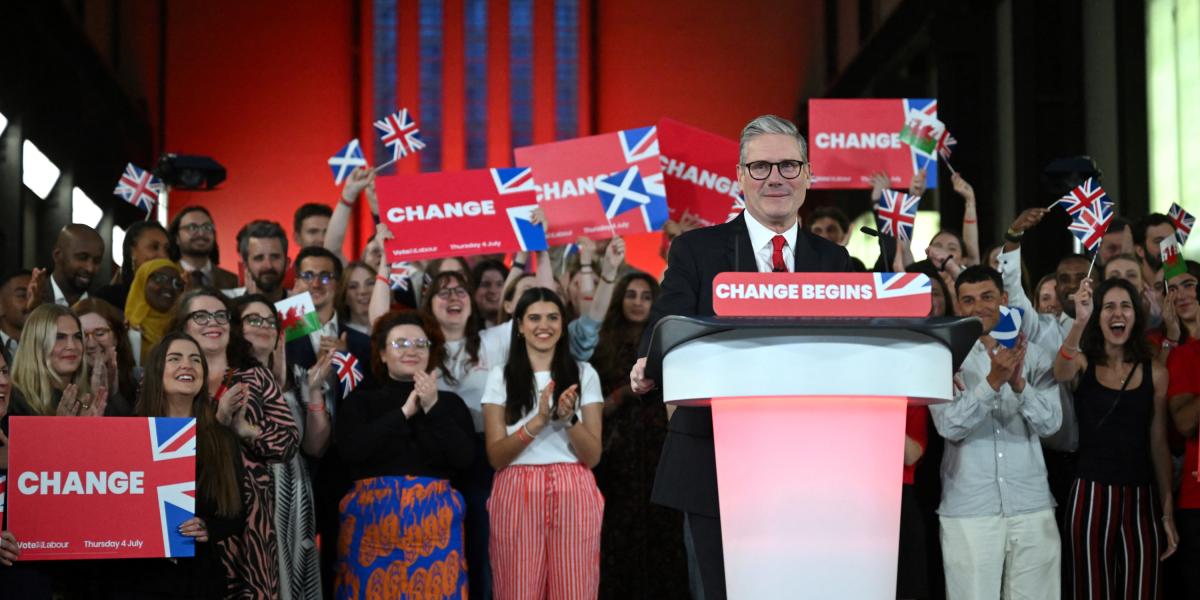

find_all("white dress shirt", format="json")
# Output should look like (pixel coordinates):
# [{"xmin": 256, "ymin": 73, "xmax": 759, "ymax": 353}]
[
  {"xmin": 743, "ymin": 211, "xmax": 798, "ymax": 273},
  {"xmin": 50, "ymin": 275, "xmax": 87, "ymax": 307},
  {"xmin": 308, "ymin": 312, "xmax": 339, "ymax": 357}
]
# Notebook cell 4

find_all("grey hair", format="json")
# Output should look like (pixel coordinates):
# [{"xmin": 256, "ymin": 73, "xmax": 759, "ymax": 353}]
[
  {"xmin": 739, "ymin": 114, "xmax": 808, "ymax": 164},
  {"xmin": 236, "ymin": 220, "xmax": 289, "ymax": 261}
]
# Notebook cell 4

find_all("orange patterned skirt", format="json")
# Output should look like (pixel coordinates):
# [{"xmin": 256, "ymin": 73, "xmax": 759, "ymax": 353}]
[{"xmin": 335, "ymin": 476, "xmax": 468, "ymax": 599}]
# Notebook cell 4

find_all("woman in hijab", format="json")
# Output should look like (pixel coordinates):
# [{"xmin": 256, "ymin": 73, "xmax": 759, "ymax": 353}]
[{"xmin": 126, "ymin": 258, "xmax": 185, "ymax": 364}]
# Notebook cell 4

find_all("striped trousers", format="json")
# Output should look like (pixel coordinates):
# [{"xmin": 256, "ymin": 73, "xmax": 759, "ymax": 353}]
[
  {"xmin": 487, "ymin": 463, "xmax": 604, "ymax": 600},
  {"xmin": 1064, "ymin": 478, "xmax": 1164, "ymax": 600}
]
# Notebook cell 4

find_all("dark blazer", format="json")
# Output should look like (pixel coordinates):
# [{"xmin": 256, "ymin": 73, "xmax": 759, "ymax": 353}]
[
  {"xmin": 640, "ymin": 212, "xmax": 851, "ymax": 517},
  {"xmin": 285, "ymin": 320, "xmax": 374, "ymax": 395}
]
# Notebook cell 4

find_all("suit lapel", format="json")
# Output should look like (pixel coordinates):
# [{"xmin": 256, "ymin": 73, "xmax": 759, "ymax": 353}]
[
  {"xmin": 792, "ymin": 230, "xmax": 822, "ymax": 273},
  {"xmin": 725, "ymin": 214, "xmax": 759, "ymax": 273}
]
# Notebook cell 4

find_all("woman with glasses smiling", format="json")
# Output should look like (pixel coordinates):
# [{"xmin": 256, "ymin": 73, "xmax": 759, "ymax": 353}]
[
  {"xmin": 126, "ymin": 258, "xmax": 185, "ymax": 365},
  {"xmin": 72, "ymin": 298, "xmax": 137, "ymax": 415},
  {"xmin": 168, "ymin": 287, "xmax": 300, "ymax": 599},
  {"xmin": 333, "ymin": 310, "xmax": 475, "ymax": 599},
  {"xmin": 235, "ymin": 293, "xmax": 327, "ymax": 599}
]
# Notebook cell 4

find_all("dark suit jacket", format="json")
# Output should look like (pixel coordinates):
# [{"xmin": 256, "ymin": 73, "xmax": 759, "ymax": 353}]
[
  {"xmin": 641, "ymin": 213, "xmax": 851, "ymax": 517},
  {"xmin": 285, "ymin": 320, "xmax": 373, "ymax": 395}
]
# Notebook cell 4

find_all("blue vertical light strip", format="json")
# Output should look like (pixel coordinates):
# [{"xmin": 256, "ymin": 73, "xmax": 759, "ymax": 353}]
[
  {"xmin": 554, "ymin": 0, "xmax": 578, "ymax": 140},
  {"xmin": 464, "ymin": 0, "xmax": 488, "ymax": 168},
  {"xmin": 373, "ymin": 0, "xmax": 398, "ymax": 165},
  {"xmin": 418, "ymin": 0, "xmax": 443, "ymax": 172},
  {"xmin": 509, "ymin": 0, "xmax": 534, "ymax": 149}
]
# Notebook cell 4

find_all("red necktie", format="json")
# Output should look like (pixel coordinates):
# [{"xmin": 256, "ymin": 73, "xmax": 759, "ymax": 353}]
[{"xmin": 771, "ymin": 235, "xmax": 788, "ymax": 272}]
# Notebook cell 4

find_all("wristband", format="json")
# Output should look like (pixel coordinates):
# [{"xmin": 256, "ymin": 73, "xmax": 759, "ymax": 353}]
[
  {"xmin": 371, "ymin": 213, "xmax": 381, "ymax": 225},
  {"xmin": 1004, "ymin": 227, "xmax": 1024, "ymax": 243},
  {"xmin": 339, "ymin": 197, "xmax": 356, "ymax": 209},
  {"xmin": 599, "ymin": 271, "xmax": 617, "ymax": 284},
  {"xmin": 306, "ymin": 402, "xmax": 328, "ymax": 414},
  {"xmin": 938, "ymin": 256, "xmax": 951, "ymax": 271},
  {"xmin": 1162, "ymin": 338, "xmax": 1178, "ymax": 350},
  {"xmin": 376, "ymin": 274, "xmax": 390, "ymax": 285},
  {"xmin": 962, "ymin": 218, "xmax": 978, "ymax": 224},
  {"xmin": 517, "ymin": 424, "xmax": 535, "ymax": 444},
  {"xmin": 511, "ymin": 262, "xmax": 527, "ymax": 271},
  {"xmin": 1058, "ymin": 346, "xmax": 1077, "ymax": 361}
]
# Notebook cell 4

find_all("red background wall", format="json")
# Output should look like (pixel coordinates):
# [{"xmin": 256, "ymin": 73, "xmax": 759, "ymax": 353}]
[{"xmin": 157, "ymin": 1, "xmax": 815, "ymax": 278}]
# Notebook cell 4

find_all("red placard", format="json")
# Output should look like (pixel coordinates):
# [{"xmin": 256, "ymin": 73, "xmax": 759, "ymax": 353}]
[
  {"xmin": 8, "ymin": 417, "xmax": 197, "ymax": 560},
  {"xmin": 657, "ymin": 118, "xmax": 742, "ymax": 227},
  {"xmin": 514, "ymin": 126, "xmax": 663, "ymax": 243},
  {"xmin": 713, "ymin": 272, "xmax": 931, "ymax": 317},
  {"xmin": 376, "ymin": 167, "xmax": 548, "ymax": 262},
  {"xmin": 808, "ymin": 98, "xmax": 940, "ymax": 190}
]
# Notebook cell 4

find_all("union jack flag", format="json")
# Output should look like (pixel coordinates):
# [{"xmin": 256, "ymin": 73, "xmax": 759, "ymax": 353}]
[
  {"xmin": 936, "ymin": 130, "xmax": 957, "ymax": 159},
  {"xmin": 147, "ymin": 418, "xmax": 197, "ymax": 558},
  {"xmin": 331, "ymin": 351, "xmax": 363, "ymax": 398},
  {"xmin": 726, "ymin": 193, "xmax": 746, "ymax": 223},
  {"xmin": 1067, "ymin": 196, "xmax": 1114, "ymax": 252},
  {"xmin": 374, "ymin": 108, "xmax": 426, "ymax": 161},
  {"xmin": 389, "ymin": 262, "xmax": 415, "ymax": 292},
  {"xmin": 1053, "ymin": 178, "xmax": 1109, "ymax": 217},
  {"xmin": 490, "ymin": 167, "xmax": 537, "ymax": 195},
  {"xmin": 113, "ymin": 163, "xmax": 163, "ymax": 213},
  {"xmin": 873, "ymin": 272, "xmax": 932, "ymax": 299},
  {"xmin": 1169, "ymin": 202, "xmax": 1194, "ymax": 246},
  {"xmin": 876, "ymin": 189, "xmax": 921, "ymax": 242}
]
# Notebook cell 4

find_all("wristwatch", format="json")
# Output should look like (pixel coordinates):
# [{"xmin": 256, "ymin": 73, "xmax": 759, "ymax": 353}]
[
  {"xmin": 568, "ymin": 414, "xmax": 579, "ymax": 427},
  {"xmin": 1004, "ymin": 227, "xmax": 1024, "ymax": 243}
]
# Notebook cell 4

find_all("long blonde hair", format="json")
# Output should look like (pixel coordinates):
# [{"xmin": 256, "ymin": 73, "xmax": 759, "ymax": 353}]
[{"xmin": 11, "ymin": 304, "xmax": 91, "ymax": 415}]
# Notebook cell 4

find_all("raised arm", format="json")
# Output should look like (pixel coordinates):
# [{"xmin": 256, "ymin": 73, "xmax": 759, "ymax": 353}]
[
  {"xmin": 1054, "ymin": 281, "xmax": 1091, "ymax": 383},
  {"xmin": 368, "ymin": 224, "xmax": 394, "ymax": 325},
  {"xmin": 951, "ymin": 173, "xmax": 980, "ymax": 265},
  {"xmin": 324, "ymin": 167, "xmax": 375, "ymax": 265}
]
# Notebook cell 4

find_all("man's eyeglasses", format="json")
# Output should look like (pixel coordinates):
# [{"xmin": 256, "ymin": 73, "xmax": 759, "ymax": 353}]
[
  {"xmin": 297, "ymin": 271, "xmax": 335, "ymax": 286},
  {"xmin": 149, "ymin": 272, "xmax": 185, "ymax": 291},
  {"xmin": 741, "ymin": 160, "xmax": 806, "ymax": 180},
  {"xmin": 388, "ymin": 337, "xmax": 431, "ymax": 350},
  {"xmin": 243, "ymin": 314, "xmax": 278, "ymax": 329},
  {"xmin": 180, "ymin": 222, "xmax": 215, "ymax": 235},
  {"xmin": 83, "ymin": 327, "xmax": 112, "ymax": 342},
  {"xmin": 435, "ymin": 287, "xmax": 470, "ymax": 300},
  {"xmin": 1167, "ymin": 278, "xmax": 1198, "ymax": 295},
  {"xmin": 187, "ymin": 310, "xmax": 230, "ymax": 327}
]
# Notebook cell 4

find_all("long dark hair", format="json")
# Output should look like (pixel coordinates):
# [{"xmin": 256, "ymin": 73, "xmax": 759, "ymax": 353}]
[
  {"xmin": 369, "ymin": 310, "xmax": 444, "ymax": 382},
  {"xmin": 136, "ymin": 332, "xmax": 242, "ymax": 517},
  {"xmin": 166, "ymin": 287, "xmax": 255, "ymax": 370},
  {"xmin": 504, "ymin": 288, "xmax": 579, "ymax": 425},
  {"xmin": 119, "ymin": 221, "xmax": 169, "ymax": 284},
  {"xmin": 591, "ymin": 272, "xmax": 659, "ymax": 396},
  {"xmin": 419, "ymin": 270, "xmax": 483, "ymax": 385},
  {"xmin": 1080, "ymin": 278, "xmax": 1151, "ymax": 366}
]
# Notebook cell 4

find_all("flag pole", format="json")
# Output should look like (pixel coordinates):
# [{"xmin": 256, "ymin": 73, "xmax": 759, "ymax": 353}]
[
  {"xmin": 940, "ymin": 153, "xmax": 957, "ymax": 175},
  {"xmin": 375, "ymin": 155, "xmax": 400, "ymax": 171},
  {"xmin": 1085, "ymin": 250, "xmax": 1100, "ymax": 280}
]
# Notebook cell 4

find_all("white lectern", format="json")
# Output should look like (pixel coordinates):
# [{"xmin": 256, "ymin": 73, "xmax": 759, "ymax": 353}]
[{"xmin": 646, "ymin": 316, "xmax": 980, "ymax": 599}]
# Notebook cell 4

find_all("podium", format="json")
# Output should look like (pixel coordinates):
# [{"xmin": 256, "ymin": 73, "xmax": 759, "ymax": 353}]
[{"xmin": 645, "ymin": 316, "xmax": 980, "ymax": 599}]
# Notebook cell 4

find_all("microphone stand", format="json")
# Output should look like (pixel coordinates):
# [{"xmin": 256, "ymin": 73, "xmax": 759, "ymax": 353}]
[{"xmin": 860, "ymin": 226, "xmax": 894, "ymax": 271}]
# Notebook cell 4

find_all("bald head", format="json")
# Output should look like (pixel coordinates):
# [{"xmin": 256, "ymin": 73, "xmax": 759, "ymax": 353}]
[{"xmin": 52, "ymin": 224, "xmax": 105, "ymax": 296}]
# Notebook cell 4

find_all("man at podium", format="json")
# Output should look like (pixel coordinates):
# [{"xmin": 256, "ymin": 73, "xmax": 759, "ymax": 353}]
[{"xmin": 630, "ymin": 114, "xmax": 850, "ymax": 599}]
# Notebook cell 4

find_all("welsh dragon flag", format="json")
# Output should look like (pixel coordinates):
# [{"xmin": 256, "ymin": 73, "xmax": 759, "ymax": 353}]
[
  {"xmin": 275, "ymin": 292, "xmax": 322, "ymax": 343},
  {"xmin": 898, "ymin": 100, "xmax": 946, "ymax": 157},
  {"xmin": 1162, "ymin": 238, "xmax": 1187, "ymax": 281}
]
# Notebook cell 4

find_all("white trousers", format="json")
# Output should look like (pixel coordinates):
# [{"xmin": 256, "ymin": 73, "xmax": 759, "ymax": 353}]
[{"xmin": 939, "ymin": 509, "xmax": 1060, "ymax": 600}]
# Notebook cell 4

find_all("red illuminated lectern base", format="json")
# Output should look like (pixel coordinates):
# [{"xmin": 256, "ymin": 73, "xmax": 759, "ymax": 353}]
[{"xmin": 710, "ymin": 396, "xmax": 908, "ymax": 599}]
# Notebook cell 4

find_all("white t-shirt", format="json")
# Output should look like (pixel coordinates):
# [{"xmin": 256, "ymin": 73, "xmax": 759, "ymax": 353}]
[
  {"xmin": 479, "ymin": 320, "xmax": 513, "ymax": 370},
  {"xmin": 438, "ymin": 338, "xmax": 491, "ymax": 433},
  {"xmin": 480, "ymin": 362, "xmax": 603, "ymax": 466}
]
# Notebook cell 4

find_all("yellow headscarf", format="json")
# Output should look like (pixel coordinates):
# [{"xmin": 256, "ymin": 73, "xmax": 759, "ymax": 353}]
[{"xmin": 126, "ymin": 258, "xmax": 183, "ymax": 363}]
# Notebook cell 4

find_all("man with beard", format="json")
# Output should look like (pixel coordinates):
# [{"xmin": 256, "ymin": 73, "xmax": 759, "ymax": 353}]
[
  {"xmin": 0, "ymin": 270, "xmax": 31, "ymax": 362},
  {"xmin": 1133, "ymin": 213, "xmax": 1178, "ymax": 285},
  {"xmin": 38, "ymin": 224, "xmax": 104, "ymax": 307},
  {"xmin": 227, "ymin": 220, "xmax": 290, "ymax": 302},
  {"xmin": 168, "ymin": 206, "xmax": 239, "ymax": 289}
]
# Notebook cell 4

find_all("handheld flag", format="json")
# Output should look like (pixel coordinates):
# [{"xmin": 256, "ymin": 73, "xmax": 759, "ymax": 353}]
[
  {"xmin": 331, "ymin": 351, "xmax": 363, "ymax": 398},
  {"xmin": 595, "ymin": 166, "xmax": 670, "ymax": 234},
  {"xmin": 275, "ymin": 292, "xmax": 323, "ymax": 343},
  {"xmin": 1065, "ymin": 196, "xmax": 1114, "ymax": 253},
  {"xmin": 898, "ymin": 101, "xmax": 945, "ymax": 157},
  {"xmin": 113, "ymin": 163, "xmax": 163, "ymax": 214},
  {"xmin": 1162, "ymin": 238, "xmax": 1187, "ymax": 281},
  {"xmin": 328, "ymin": 139, "xmax": 367, "ymax": 185},
  {"xmin": 876, "ymin": 189, "xmax": 921, "ymax": 242},
  {"xmin": 1168, "ymin": 202, "xmax": 1194, "ymax": 246},
  {"xmin": 993, "ymin": 306, "xmax": 1024, "ymax": 349},
  {"xmin": 936, "ymin": 130, "xmax": 957, "ymax": 159},
  {"xmin": 1052, "ymin": 178, "xmax": 1109, "ymax": 217},
  {"xmin": 374, "ymin": 108, "xmax": 425, "ymax": 163}
]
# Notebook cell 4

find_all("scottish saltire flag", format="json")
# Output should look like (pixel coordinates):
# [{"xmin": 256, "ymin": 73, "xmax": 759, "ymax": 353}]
[
  {"xmin": 872, "ymin": 272, "xmax": 932, "ymax": 299},
  {"xmin": 113, "ymin": 163, "xmax": 163, "ymax": 213},
  {"xmin": 147, "ymin": 417, "xmax": 197, "ymax": 558},
  {"xmin": 1169, "ymin": 202, "xmax": 1194, "ymax": 246},
  {"xmin": 331, "ymin": 351, "xmax": 363, "ymax": 398},
  {"xmin": 1053, "ymin": 178, "xmax": 1109, "ymax": 217},
  {"xmin": 1066, "ymin": 196, "xmax": 1115, "ymax": 252},
  {"xmin": 1162, "ymin": 238, "xmax": 1187, "ymax": 281},
  {"xmin": 276, "ymin": 292, "xmax": 322, "ymax": 343},
  {"xmin": 328, "ymin": 139, "xmax": 367, "ymax": 185},
  {"xmin": 876, "ymin": 189, "xmax": 921, "ymax": 242},
  {"xmin": 596, "ymin": 166, "xmax": 669, "ymax": 234},
  {"xmin": 374, "ymin": 108, "xmax": 426, "ymax": 161},
  {"xmin": 505, "ymin": 205, "xmax": 548, "ymax": 251},
  {"xmin": 490, "ymin": 167, "xmax": 537, "ymax": 195},
  {"xmin": 993, "ymin": 306, "xmax": 1024, "ymax": 348}
]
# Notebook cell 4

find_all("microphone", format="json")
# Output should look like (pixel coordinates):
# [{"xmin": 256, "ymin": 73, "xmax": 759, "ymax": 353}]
[
  {"xmin": 860, "ymin": 227, "xmax": 893, "ymax": 270},
  {"xmin": 860, "ymin": 226, "xmax": 881, "ymax": 237}
]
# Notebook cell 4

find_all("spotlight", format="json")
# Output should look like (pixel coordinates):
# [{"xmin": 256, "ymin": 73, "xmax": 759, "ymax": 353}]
[
  {"xmin": 155, "ymin": 154, "xmax": 226, "ymax": 190},
  {"xmin": 0, "ymin": 111, "xmax": 8, "ymax": 135},
  {"xmin": 72, "ymin": 187, "xmax": 103, "ymax": 227},
  {"xmin": 22, "ymin": 139, "xmax": 60, "ymax": 199},
  {"xmin": 112, "ymin": 225, "xmax": 127, "ymax": 266}
]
